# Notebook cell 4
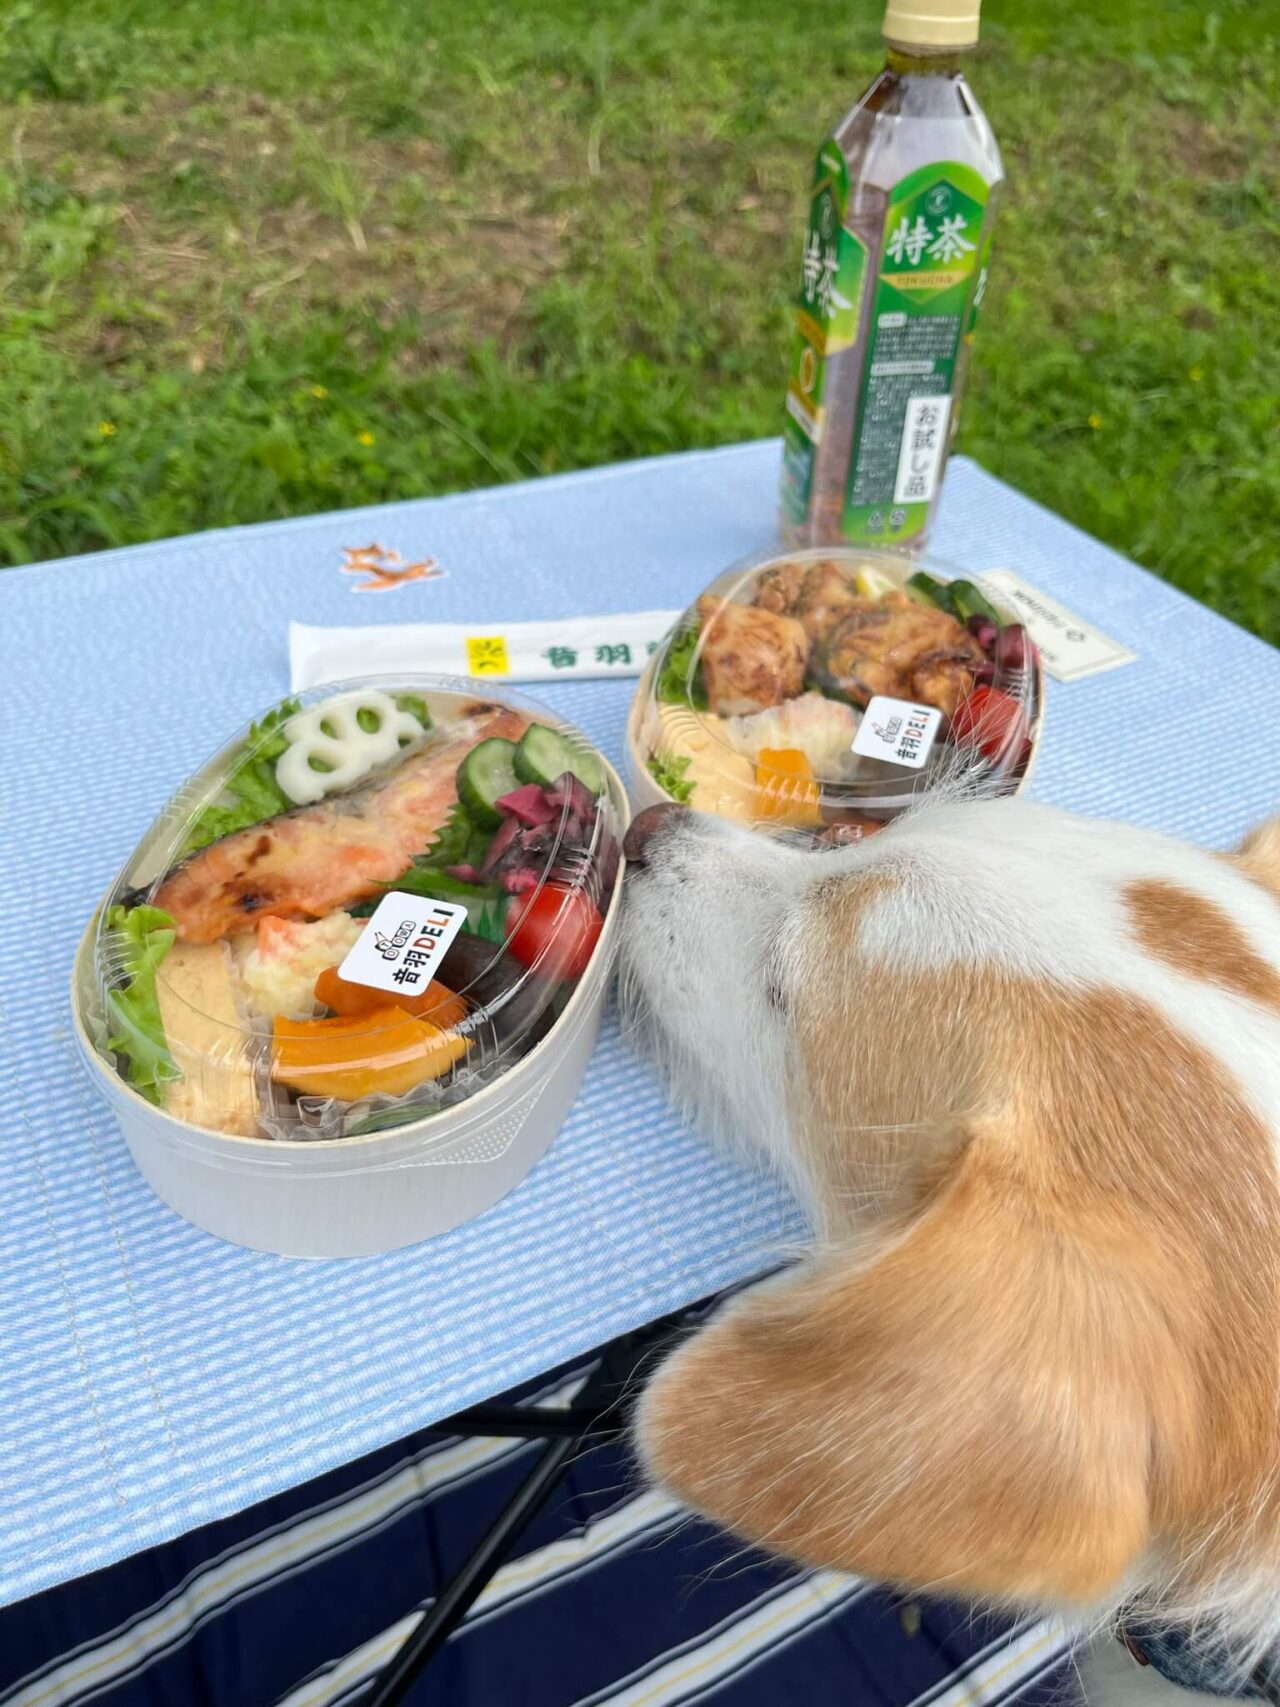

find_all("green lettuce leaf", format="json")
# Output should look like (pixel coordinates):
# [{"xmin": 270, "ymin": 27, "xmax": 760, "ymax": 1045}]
[
  {"xmin": 184, "ymin": 693, "xmax": 432, "ymax": 854},
  {"xmin": 416, "ymin": 798, "xmax": 493, "ymax": 871},
  {"xmin": 646, "ymin": 751, "xmax": 695, "ymax": 805},
  {"xmin": 655, "ymin": 621, "xmax": 707, "ymax": 710},
  {"xmin": 393, "ymin": 868, "xmax": 508, "ymax": 942},
  {"xmin": 184, "ymin": 696, "xmax": 301, "ymax": 853},
  {"xmin": 103, "ymin": 904, "xmax": 178, "ymax": 1104},
  {"xmin": 350, "ymin": 865, "xmax": 507, "ymax": 942},
  {"xmin": 345, "ymin": 1102, "xmax": 444, "ymax": 1138},
  {"xmin": 349, "ymin": 794, "xmax": 500, "ymax": 936}
]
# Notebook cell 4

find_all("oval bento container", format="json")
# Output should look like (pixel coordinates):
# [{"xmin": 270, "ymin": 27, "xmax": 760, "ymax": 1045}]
[
  {"xmin": 628, "ymin": 546, "xmax": 1043, "ymax": 843},
  {"xmin": 73, "ymin": 677, "xmax": 627, "ymax": 1257}
]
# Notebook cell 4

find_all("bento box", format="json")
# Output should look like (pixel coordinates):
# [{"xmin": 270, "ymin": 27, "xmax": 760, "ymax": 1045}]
[
  {"xmin": 628, "ymin": 547, "xmax": 1043, "ymax": 840},
  {"xmin": 73, "ymin": 677, "xmax": 626, "ymax": 1257}
]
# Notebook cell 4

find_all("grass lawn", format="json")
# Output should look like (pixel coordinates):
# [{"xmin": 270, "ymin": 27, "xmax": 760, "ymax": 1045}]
[{"xmin": 1, "ymin": 0, "xmax": 1276, "ymax": 640}]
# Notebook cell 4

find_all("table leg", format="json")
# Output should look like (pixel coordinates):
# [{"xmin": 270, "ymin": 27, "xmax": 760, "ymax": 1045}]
[
  {"xmin": 364, "ymin": 1428, "xmax": 583, "ymax": 1707},
  {"xmin": 420, "ymin": 1403, "xmax": 605, "ymax": 1441},
  {"xmin": 362, "ymin": 1298, "xmax": 719, "ymax": 1707}
]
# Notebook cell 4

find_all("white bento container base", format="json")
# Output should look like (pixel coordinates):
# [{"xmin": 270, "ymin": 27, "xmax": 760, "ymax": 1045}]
[{"xmin": 73, "ymin": 762, "xmax": 628, "ymax": 1259}]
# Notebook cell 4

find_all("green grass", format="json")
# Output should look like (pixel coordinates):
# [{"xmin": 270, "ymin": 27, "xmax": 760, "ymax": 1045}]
[{"xmin": 1, "ymin": 0, "xmax": 1277, "ymax": 640}]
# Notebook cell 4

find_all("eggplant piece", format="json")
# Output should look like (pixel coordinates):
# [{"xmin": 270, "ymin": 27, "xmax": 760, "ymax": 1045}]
[
  {"xmin": 443, "ymin": 929, "xmax": 559, "ymax": 1056},
  {"xmin": 994, "ymin": 623, "xmax": 1032, "ymax": 673},
  {"xmin": 966, "ymin": 612, "xmax": 1000, "ymax": 653}
]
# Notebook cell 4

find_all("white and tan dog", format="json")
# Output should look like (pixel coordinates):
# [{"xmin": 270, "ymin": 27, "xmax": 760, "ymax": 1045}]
[{"xmin": 620, "ymin": 795, "xmax": 1280, "ymax": 1677}]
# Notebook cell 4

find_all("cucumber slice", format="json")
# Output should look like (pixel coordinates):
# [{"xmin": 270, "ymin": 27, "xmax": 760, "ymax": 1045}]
[
  {"xmin": 514, "ymin": 723, "xmax": 605, "ymax": 795},
  {"xmin": 456, "ymin": 737, "xmax": 521, "ymax": 828},
  {"xmin": 905, "ymin": 571, "xmax": 952, "ymax": 611},
  {"xmin": 947, "ymin": 580, "xmax": 1001, "ymax": 625}
]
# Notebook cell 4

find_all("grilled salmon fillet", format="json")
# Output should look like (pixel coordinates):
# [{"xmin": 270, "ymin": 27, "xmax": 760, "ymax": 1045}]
[{"xmin": 156, "ymin": 704, "xmax": 529, "ymax": 943}]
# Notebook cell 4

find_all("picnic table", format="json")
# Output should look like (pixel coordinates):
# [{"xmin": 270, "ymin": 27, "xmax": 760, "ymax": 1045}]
[{"xmin": 2, "ymin": 442, "xmax": 1278, "ymax": 1694}]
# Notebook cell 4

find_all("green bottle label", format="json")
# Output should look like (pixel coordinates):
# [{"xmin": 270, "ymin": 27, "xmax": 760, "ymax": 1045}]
[
  {"xmin": 965, "ymin": 232, "xmax": 993, "ymax": 337},
  {"xmin": 840, "ymin": 161, "xmax": 991, "ymax": 547},
  {"xmin": 780, "ymin": 140, "xmax": 868, "ymax": 527}
]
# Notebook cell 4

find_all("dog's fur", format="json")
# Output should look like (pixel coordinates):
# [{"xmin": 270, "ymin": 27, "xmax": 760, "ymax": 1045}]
[{"xmin": 621, "ymin": 796, "xmax": 1280, "ymax": 1668}]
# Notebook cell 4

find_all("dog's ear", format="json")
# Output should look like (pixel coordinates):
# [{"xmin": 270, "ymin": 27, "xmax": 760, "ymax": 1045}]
[
  {"xmin": 1238, "ymin": 817, "xmax": 1280, "ymax": 899},
  {"xmin": 637, "ymin": 1131, "xmax": 1197, "ymax": 1607}
]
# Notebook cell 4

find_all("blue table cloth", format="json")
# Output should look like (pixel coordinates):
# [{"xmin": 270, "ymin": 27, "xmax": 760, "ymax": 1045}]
[{"xmin": 3, "ymin": 442, "xmax": 1277, "ymax": 1608}]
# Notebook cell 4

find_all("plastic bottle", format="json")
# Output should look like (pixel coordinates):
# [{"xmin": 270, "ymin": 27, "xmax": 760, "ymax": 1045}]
[{"xmin": 779, "ymin": 0, "xmax": 1003, "ymax": 552}]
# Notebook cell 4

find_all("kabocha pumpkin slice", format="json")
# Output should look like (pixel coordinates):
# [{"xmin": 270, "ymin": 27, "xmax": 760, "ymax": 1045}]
[
  {"xmin": 756, "ymin": 748, "xmax": 821, "ymax": 827},
  {"xmin": 314, "ymin": 964, "xmax": 468, "ymax": 1030},
  {"xmin": 272, "ymin": 1007, "xmax": 469, "ymax": 1102}
]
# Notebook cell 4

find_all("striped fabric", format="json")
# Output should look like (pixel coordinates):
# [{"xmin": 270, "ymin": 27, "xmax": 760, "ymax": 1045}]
[{"xmin": 0, "ymin": 1351, "xmax": 1074, "ymax": 1707}]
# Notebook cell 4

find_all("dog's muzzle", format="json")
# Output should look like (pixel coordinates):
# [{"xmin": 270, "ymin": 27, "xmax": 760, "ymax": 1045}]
[{"xmin": 623, "ymin": 802, "xmax": 684, "ymax": 867}]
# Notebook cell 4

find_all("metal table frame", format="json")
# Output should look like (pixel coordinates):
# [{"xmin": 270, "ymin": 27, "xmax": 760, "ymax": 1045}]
[{"xmin": 365, "ymin": 1294, "xmax": 726, "ymax": 1706}]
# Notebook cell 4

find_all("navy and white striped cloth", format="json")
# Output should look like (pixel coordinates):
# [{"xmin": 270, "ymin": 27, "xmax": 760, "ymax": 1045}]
[{"xmin": 0, "ymin": 1351, "xmax": 1075, "ymax": 1707}]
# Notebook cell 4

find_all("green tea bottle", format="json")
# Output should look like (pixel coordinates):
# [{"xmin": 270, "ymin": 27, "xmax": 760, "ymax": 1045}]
[{"xmin": 779, "ymin": 0, "xmax": 1003, "ymax": 551}]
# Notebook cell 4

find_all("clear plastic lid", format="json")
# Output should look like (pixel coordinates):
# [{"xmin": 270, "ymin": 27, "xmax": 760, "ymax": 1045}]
[
  {"xmin": 629, "ymin": 546, "xmax": 1042, "ymax": 844},
  {"xmin": 85, "ymin": 678, "xmax": 622, "ymax": 1141}
]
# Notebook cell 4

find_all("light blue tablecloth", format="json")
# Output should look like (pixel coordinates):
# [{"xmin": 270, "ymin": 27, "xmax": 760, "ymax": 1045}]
[{"xmin": 2, "ymin": 444, "xmax": 1277, "ymax": 1608}]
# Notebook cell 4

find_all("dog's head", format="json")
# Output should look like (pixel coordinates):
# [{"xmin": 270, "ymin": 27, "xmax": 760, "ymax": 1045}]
[{"xmin": 622, "ymin": 799, "xmax": 1280, "ymax": 1627}]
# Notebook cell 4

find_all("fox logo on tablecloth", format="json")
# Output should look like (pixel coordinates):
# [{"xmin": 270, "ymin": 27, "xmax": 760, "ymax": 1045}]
[{"xmin": 339, "ymin": 543, "xmax": 446, "ymax": 593}]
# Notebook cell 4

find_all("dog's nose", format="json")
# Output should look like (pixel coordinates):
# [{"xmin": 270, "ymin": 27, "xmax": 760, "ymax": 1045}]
[{"xmin": 624, "ymin": 802, "xmax": 684, "ymax": 867}]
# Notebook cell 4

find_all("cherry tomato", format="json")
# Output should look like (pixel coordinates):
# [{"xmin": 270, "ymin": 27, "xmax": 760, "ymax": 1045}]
[
  {"xmin": 507, "ymin": 884, "xmax": 603, "ymax": 982},
  {"xmin": 950, "ymin": 686, "xmax": 1027, "ymax": 765}
]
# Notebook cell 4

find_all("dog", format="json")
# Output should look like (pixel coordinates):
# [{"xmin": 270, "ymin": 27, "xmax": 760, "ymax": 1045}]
[{"xmin": 620, "ymin": 794, "xmax": 1280, "ymax": 1692}]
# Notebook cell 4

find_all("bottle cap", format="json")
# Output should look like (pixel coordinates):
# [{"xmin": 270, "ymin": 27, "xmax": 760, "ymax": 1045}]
[{"xmin": 882, "ymin": 0, "xmax": 980, "ymax": 49}]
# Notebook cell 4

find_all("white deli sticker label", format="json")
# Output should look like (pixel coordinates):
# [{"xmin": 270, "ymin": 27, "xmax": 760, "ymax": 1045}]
[
  {"xmin": 977, "ymin": 569, "xmax": 1138, "ymax": 683},
  {"xmin": 338, "ymin": 891, "xmax": 469, "ymax": 998},
  {"xmin": 893, "ymin": 393, "xmax": 952, "ymax": 507},
  {"xmin": 851, "ymin": 696, "xmax": 942, "ymax": 770}
]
